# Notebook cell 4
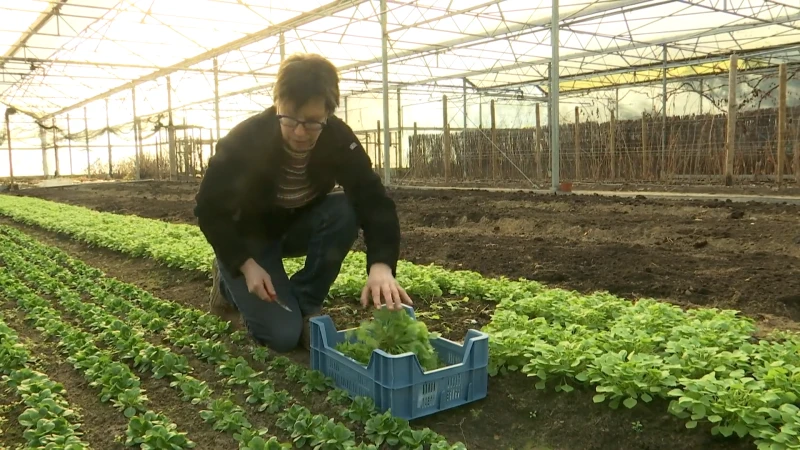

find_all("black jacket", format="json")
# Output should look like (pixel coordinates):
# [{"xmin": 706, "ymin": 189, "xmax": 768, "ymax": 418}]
[{"xmin": 193, "ymin": 106, "xmax": 400, "ymax": 278}]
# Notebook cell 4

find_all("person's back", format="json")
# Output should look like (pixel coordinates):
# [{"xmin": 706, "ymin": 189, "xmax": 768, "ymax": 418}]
[{"xmin": 194, "ymin": 53, "xmax": 413, "ymax": 352}]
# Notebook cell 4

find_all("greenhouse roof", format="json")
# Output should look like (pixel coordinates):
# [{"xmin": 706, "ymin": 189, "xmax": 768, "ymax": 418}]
[{"xmin": 1, "ymin": 0, "xmax": 799, "ymax": 121}]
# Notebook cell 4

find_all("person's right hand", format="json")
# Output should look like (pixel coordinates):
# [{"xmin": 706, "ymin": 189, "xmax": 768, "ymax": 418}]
[{"xmin": 240, "ymin": 259, "xmax": 277, "ymax": 302}]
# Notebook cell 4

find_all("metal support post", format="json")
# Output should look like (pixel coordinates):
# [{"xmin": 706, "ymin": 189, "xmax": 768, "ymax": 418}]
[
  {"xmin": 550, "ymin": 0, "xmax": 560, "ymax": 192},
  {"xmin": 380, "ymin": 0, "xmax": 391, "ymax": 184}
]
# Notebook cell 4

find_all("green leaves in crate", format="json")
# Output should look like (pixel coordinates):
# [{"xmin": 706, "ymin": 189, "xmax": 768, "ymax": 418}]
[{"xmin": 335, "ymin": 308, "xmax": 443, "ymax": 371}]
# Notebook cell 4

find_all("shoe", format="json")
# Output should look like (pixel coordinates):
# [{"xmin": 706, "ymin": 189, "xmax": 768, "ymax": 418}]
[
  {"xmin": 209, "ymin": 259, "xmax": 243, "ymax": 330},
  {"xmin": 300, "ymin": 312, "xmax": 322, "ymax": 351}
]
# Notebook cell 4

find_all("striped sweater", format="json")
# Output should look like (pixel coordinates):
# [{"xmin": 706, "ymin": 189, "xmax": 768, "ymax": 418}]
[{"xmin": 274, "ymin": 144, "xmax": 317, "ymax": 209}]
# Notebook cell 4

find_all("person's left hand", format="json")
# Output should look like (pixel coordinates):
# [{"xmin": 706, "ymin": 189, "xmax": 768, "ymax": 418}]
[{"xmin": 361, "ymin": 263, "xmax": 413, "ymax": 310}]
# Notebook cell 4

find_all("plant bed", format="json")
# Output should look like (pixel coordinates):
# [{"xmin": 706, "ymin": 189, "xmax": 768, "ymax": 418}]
[{"xmin": 309, "ymin": 305, "xmax": 489, "ymax": 420}]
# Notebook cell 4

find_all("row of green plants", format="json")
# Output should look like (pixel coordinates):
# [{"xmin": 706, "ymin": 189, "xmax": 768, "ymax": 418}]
[
  {"xmin": 0, "ymin": 312, "xmax": 92, "ymax": 449},
  {"xmin": 5, "ymin": 196, "xmax": 800, "ymax": 447},
  {"xmin": 0, "ymin": 195, "xmax": 539, "ymax": 303},
  {"xmin": 0, "ymin": 232, "xmax": 333, "ymax": 449},
  {"xmin": 484, "ymin": 292, "xmax": 800, "ymax": 449},
  {"xmin": 0, "ymin": 269, "xmax": 195, "ymax": 449},
  {"xmin": 0, "ymin": 225, "xmax": 467, "ymax": 450}
]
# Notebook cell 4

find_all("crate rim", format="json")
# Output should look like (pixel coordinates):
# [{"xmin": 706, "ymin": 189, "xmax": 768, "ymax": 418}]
[{"xmin": 309, "ymin": 313, "xmax": 489, "ymax": 375}]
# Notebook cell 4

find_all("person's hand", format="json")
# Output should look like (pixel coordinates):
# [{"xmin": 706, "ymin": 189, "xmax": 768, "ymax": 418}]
[
  {"xmin": 240, "ymin": 259, "xmax": 277, "ymax": 302},
  {"xmin": 360, "ymin": 263, "xmax": 413, "ymax": 310}
]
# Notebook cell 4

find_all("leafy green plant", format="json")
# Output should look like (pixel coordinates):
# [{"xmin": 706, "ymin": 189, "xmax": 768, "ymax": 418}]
[
  {"xmin": 169, "ymin": 374, "xmax": 213, "ymax": 405},
  {"xmin": 200, "ymin": 397, "xmax": 252, "ymax": 433},
  {"xmin": 326, "ymin": 389, "xmax": 351, "ymax": 406},
  {"xmin": 364, "ymin": 410, "xmax": 411, "ymax": 447},
  {"xmin": 342, "ymin": 397, "xmax": 376, "ymax": 424},
  {"xmin": 336, "ymin": 308, "xmax": 443, "ymax": 371},
  {"xmin": 311, "ymin": 418, "xmax": 356, "ymax": 450},
  {"xmin": 125, "ymin": 410, "xmax": 196, "ymax": 449}
]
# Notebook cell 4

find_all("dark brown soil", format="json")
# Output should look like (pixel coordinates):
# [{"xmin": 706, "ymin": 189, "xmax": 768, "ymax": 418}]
[
  {"xmin": 13, "ymin": 180, "xmax": 800, "ymax": 331},
  {"xmin": 0, "ymin": 305, "xmax": 128, "ymax": 449},
  {"xmin": 0, "ymin": 381, "xmax": 26, "ymax": 448},
  {"xmin": 0, "ymin": 218, "xmax": 762, "ymax": 450}
]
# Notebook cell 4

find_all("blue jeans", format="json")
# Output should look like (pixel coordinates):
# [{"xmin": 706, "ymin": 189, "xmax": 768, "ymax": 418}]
[{"xmin": 215, "ymin": 191, "xmax": 359, "ymax": 352}]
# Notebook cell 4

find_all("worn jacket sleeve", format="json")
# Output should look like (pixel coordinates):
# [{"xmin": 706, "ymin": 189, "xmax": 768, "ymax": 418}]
[
  {"xmin": 334, "ymin": 126, "xmax": 401, "ymax": 276},
  {"xmin": 193, "ymin": 139, "xmax": 252, "ymax": 277}
]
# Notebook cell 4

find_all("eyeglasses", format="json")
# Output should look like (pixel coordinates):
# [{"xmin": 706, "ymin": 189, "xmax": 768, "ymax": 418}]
[{"xmin": 277, "ymin": 115, "xmax": 326, "ymax": 131}]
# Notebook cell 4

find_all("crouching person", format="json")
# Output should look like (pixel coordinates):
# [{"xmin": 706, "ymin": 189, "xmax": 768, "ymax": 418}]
[{"xmin": 193, "ymin": 53, "xmax": 412, "ymax": 352}]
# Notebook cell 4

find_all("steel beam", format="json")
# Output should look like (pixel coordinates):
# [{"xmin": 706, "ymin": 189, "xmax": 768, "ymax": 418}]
[
  {"xmin": 678, "ymin": 0, "xmax": 800, "ymax": 32},
  {"xmin": 0, "ymin": 55, "xmax": 278, "ymax": 77},
  {"xmin": 169, "ymin": 0, "xmax": 649, "ymax": 104},
  {"xmin": 337, "ymin": 0, "xmax": 649, "ymax": 75},
  {"xmin": 484, "ymin": 42, "xmax": 800, "ymax": 91},
  {"xmin": 3, "ymin": 0, "xmax": 68, "ymax": 59},
  {"xmin": 41, "ymin": 0, "xmax": 364, "ymax": 120},
  {"xmin": 350, "ymin": 12, "xmax": 800, "ymax": 95}
]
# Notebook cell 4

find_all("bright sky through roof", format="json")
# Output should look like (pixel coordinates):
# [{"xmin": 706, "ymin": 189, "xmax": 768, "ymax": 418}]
[{"xmin": 1, "ymin": 0, "xmax": 799, "ymax": 177}]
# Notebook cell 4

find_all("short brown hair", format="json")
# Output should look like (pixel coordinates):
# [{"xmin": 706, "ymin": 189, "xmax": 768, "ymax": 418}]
[{"xmin": 273, "ymin": 53, "xmax": 340, "ymax": 114}]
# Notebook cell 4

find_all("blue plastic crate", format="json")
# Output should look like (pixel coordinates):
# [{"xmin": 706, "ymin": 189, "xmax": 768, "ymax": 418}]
[{"xmin": 309, "ymin": 305, "xmax": 489, "ymax": 420}]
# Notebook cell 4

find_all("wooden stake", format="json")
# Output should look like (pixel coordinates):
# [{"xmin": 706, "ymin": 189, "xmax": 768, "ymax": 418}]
[
  {"xmin": 795, "ymin": 119, "xmax": 800, "ymax": 184},
  {"xmin": 777, "ymin": 63, "xmax": 786, "ymax": 188},
  {"xmin": 610, "ymin": 110, "xmax": 616, "ymax": 179},
  {"xmin": 642, "ymin": 112, "xmax": 648, "ymax": 180},
  {"xmin": 535, "ymin": 104, "xmax": 542, "ymax": 179},
  {"xmin": 413, "ymin": 122, "xmax": 418, "ymax": 172},
  {"xmin": 725, "ymin": 54, "xmax": 737, "ymax": 186}
]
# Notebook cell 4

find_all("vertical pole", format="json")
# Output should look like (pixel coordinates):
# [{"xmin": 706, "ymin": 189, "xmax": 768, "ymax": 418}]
[
  {"xmin": 478, "ymin": 93, "xmax": 483, "ymax": 127},
  {"xmin": 396, "ymin": 87, "xmax": 402, "ymax": 169},
  {"xmin": 699, "ymin": 79, "xmax": 704, "ymax": 115},
  {"xmin": 413, "ymin": 122, "xmax": 418, "ymax": 173},
  {"xmin": 610, "ymin": 111, "xmax": 616, "ymax": 179},
  {"xmin": 725, "ymin": 53, "xmax": 737, "ymax": 186},
  {"xmin": 777, "ymin": 63, "xmax": 786, "ymax": 188},
  {"xmin": 167, "ymin": 75, "xmax": 177, "ymax": 180},
  {"xmin": 40, "ymin": 125, "xmax": 49, "ymax": 178},
  {"xmin": 83, "ymin": 107, "xmax": 90, "ymax": 175},
  {"xmin": 490, "ymin": 99, "xmax": 496, "ymax": 179},
  {"xmin": 279, "ymin": 32, "xmax": 285, "ymax": 61},
  {"xmin": 52, "ymin": 119, "xmax": 60, "ymax": 176},
  {"xmin": 443, "ymin": 95, "xmax": 451, "ymax": 182},
  {"xmin": 376, "ymin": 121, "xmax": 381, "ymax": 170},
  {"xmin": 213, "ymin": 57, "xmax": 221, "ymax": 158},
  {"xmin": 642, "ymin": 112, "xmax": 648, "ymax": 180},
  {"xmin": 4, "ymin": 114, "xmax": 12, "ymax": 185},
  {"xmin": 795, "ymin": 121, "xmax": 800, "ymax": 184},
  {"xmin": 132, "ymin": 86, "xmax": 140, "ymax": 180},
  {"xmin": 661, "ymin": 44, "xmax": 667, "ymax": 179},
  {"xmin": 462, "ymin": 78, "xmax": 468, "ymax": 178},
  {"xmin": 535, "ymin": 103, "xmax": 542, "ymax": 179},
  {"xmin": 66, "ymin": 113, "xmax": 73, "ymax": 175},
  {"xmin": 344, "ymin": 96, "xmax": 348, "ymax": 122},
  {"xmin": 105, "ymin": 98, "xmax": 112, "ymax": 178},
  {"xmin": 574, "ymin": 107, "xmax": 580, "ymax": 180},
  {"xmin": 551, "ymin": 0, "xmax": 561, "ymax": 192},
  {"xmin": 380, "ymin": 0, "xmax": 391, "ymax": 184}
]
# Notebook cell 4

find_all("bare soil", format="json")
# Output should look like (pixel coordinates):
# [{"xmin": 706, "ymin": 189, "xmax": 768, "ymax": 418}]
[
  {"xmin": 0, "ymin": 219, "xmax": 757, "ymax": 450},
  {"xmin": 13, "ymin": 180, "xmax": 800, "ymax": 329}
]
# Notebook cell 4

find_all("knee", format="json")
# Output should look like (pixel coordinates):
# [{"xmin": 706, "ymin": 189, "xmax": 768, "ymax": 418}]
[{"xmin": 248, "ymin": 317, "xmax": 302, "ymax": 353}]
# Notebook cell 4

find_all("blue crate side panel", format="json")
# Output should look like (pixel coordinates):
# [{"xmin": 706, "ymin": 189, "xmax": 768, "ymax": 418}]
[{"xmin": 309, "ymin": 310, "xmax": 489, "ymax": 420}]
